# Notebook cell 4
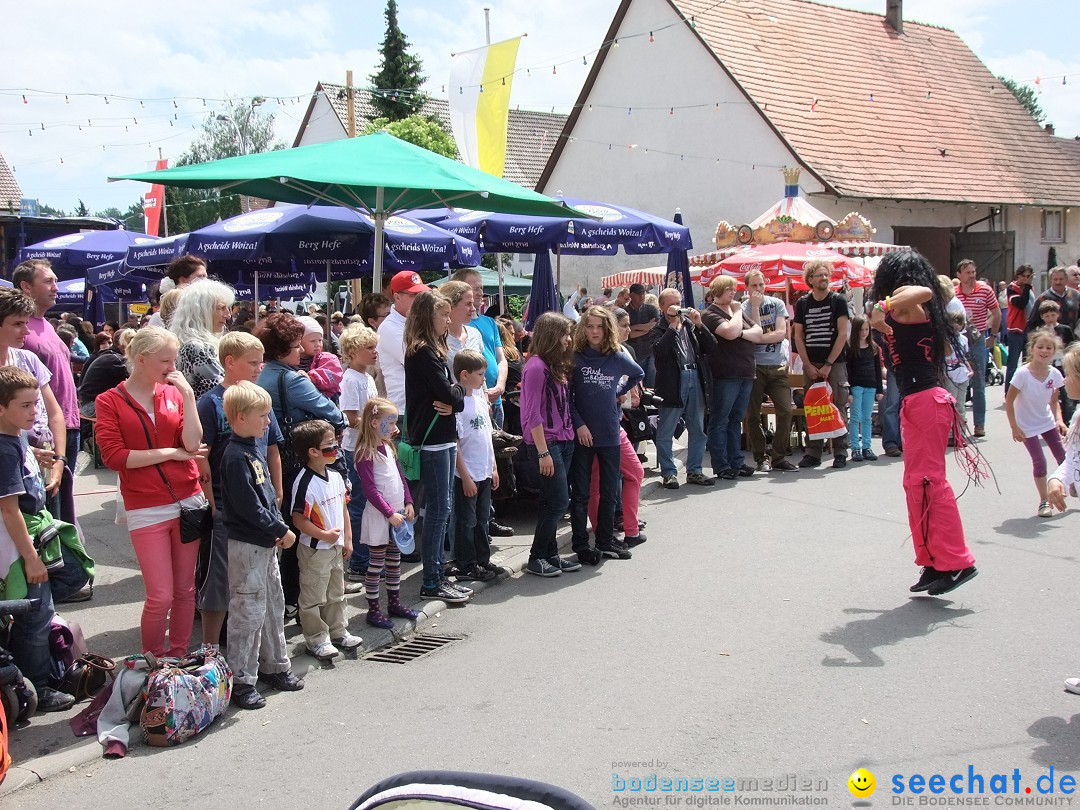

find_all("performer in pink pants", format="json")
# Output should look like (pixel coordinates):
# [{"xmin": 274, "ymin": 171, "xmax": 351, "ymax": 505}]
[{"xmin": 871, "ymin": 250, "xmax": 979, "ymax": 596}]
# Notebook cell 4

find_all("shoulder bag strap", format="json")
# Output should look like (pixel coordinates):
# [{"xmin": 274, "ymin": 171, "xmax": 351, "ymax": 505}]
[
  {"xmin": 418, "ymin": 413, "xmax": 439, "ymax": 449},
  {"xmin": 118, "ymin": 386, "xmax": 181, "ymax": 506},
  {"xmin": 276, "ymin": 368, "xmax": 293, "ymax": 430}
]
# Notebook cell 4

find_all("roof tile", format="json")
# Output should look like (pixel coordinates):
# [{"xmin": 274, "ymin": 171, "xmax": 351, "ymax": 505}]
[
  {"xmin": 0, "ymin": 152, "xmax": 22, "ymax": 211},
  {"xmin": 675, "ymin": 0, "xmax": 1080, "ymax": 205}
]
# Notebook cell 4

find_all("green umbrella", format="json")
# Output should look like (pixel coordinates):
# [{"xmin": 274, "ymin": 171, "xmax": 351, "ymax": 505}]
[{"xmin": 111, "ymin": 132, "xmax": 587, "ymax": 292}]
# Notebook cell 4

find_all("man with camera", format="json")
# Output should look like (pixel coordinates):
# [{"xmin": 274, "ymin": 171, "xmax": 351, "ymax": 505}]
[{"xmin": 651, "ymin": 288, "xmax": 717, "ymax": 489}]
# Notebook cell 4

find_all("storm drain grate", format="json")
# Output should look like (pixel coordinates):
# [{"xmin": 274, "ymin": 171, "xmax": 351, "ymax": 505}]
[{"xmin": 364, "ymin": 633, "xmax": 465, "ymax": 664}]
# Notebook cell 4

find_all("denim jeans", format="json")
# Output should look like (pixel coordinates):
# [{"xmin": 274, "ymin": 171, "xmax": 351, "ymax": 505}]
[
  {"xmin": 490, "ymin": 400, "xmax": 505, "ymax": 430},
  {"xmin": 849, "ymin": 386, "xmax": 876, "ymax": 451},
  {"xmin": 342, "ymin": 449, "xmax": 370, "ymax": 574},
  {"xmin": 656, "ymin": 369, "xmax": 706, "ymax": 478},
  {"xmin": 420, "ymin": 446, "xmax": 456, "ymax": 589},
  {"xmin": 882, "ymin": 368, "xmax": 902, "ymax": 450},
  {"xmin": 639, "ymin": 353, "xmax": 656, "ymax": 388},
  {"xmin": 1005, "ymin": 330, "xmax": 1026, "ymax": 390},
  {"xmin": 8, "ymin": 579, "xmax": 54, "ymax": 689},
  {"xmin": 570, "ymin": 442, "xmax": 620, "ymax": 551},
  {"xmin": 454, "ymin": 476, "xmax": 492, "ymax": 568},
  {"xmin": 530, "ymin": 440, "xmax": 574, "ymax": 562},
  {"xmin": 708, "ymin": 377, "xmax": 753, "ymax": 472},
  {"xmin": 968, "ymin": 333, "xmax": 988, "ymax": 428}
]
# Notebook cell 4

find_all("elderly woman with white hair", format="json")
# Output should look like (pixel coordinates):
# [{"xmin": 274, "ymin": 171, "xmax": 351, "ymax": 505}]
[{"xmin": 170, "ymin": 279, "xmax": 235, "ymax": 399}]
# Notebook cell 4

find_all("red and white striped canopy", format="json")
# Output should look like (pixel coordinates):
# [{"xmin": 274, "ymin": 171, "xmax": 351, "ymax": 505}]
[
  {"xmin": 691, "ymin": 240, "xmax": 903, "ymax": 267},
  {"xmin": 699, "ymin": 241, "xmax": 873, "ymax": 287},
  {"xmin": 601, "ymin": 267, "xmax": 702, "ymax": 289}
]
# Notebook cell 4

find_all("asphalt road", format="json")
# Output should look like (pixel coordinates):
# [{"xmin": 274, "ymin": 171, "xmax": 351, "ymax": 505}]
[{"xmin": 9, "ymin": 383, "xmax": 1080, "ymax": 808}]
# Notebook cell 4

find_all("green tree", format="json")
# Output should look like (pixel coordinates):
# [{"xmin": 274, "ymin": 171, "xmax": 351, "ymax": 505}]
[
  {"xmin": 74, "ymin": 199, "xmax": 90, "ymax": 217},
  {"xmin": 164, "ymin": 97, "xmax": 285, "ymax": 233},
  {"xmin": 369, "ymin": 0, "xmax": 428, "ymax": 120},
  {"xmin": 999, "ymin": 76, "xmax": 1050, "ymax": 126},
  {"xmin": 94, "ymin": 201, "xmax": 147, "ymax": 232},
  {"xmin": 363, "ymin": 115, "xmax": 457, "ymax": 158},
  {"xmin": 39, "ymin": 203, "xmax": 68, "ymax": 217}
]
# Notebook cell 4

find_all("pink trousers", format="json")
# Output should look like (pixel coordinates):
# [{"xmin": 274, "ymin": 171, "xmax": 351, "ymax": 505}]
[
  {"xmin": 900, "ymin": 387, "xmax": 976, "ymax": 571},
  {"xmin": 589, "ymin": 429, "xmax": 644, "ymax": 533},
  {"xmin": 130, "ymin": 518, "xmax": 200, "ymax": 657}
]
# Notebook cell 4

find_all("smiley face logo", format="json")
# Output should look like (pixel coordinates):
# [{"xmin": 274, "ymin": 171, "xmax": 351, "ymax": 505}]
[{"xmin": 848, "ymin": 768, "xmax": 876, "ymax": 798}]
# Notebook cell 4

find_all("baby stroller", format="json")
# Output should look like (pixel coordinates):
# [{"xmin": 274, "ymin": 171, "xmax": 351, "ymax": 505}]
[
  {"xmin": 350, "ymin": 770, "xmax": 594, "ymax": 810},
  {"xmin": 986, "ymin": 344, "xmax": 1004, "ymax": 386}
]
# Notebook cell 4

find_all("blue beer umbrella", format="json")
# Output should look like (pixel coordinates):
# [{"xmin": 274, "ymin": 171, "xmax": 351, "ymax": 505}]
[
  {"xmin": 17, "ymin": 230, "xmax": 163, "ymax": 277},
  {"xmin": 525, "ymin": 249, "xmax": 559, "ymax": 331},
  {"xmin": 664, "ymin": 211, "xmax": 695, "ymax": 307}
]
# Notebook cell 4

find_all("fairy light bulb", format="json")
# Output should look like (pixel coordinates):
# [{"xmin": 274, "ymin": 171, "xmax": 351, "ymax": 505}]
[{"xmin": 649, "ymin": 31, "xmax": 654, "ymax": 43}]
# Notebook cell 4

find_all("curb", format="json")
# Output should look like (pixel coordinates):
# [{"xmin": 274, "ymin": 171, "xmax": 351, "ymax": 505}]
[{"xmin": 0, "ymin": 537, "xmax": 542, "ymax": 800}]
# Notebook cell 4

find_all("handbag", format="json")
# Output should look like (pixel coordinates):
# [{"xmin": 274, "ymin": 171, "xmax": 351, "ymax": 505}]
[
  {"xmin": 60, "ymin": 653, "xmax": 115, "ymax": 702},
  {"xmin": 120, "ymin": 388, "xmax": 211, "ymax": 545},
  {"xmin": 397, "ymin": 411, "xmax": 438, "ymax": 481},
  {"xmin": 140, "ymin": 646, "xmax": 232, "ymax": 747},
  {"xmin": 276, "ymin": 371, "xmax": 303, "ymax": 476}
]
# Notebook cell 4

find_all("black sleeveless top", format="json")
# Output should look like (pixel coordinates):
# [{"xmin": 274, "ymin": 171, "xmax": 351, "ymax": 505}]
[{"xmin": 882, "ymin": 313, "xmax": 940, "ymax": 396}]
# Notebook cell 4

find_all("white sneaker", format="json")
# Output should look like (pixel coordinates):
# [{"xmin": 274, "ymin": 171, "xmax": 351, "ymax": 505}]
[
  {"xmin": 1039, "ymin": 501, "xmax": 1053, "ymax": 518},
  {"xmin": 308, "ymin": 641, "xmax": 340, "ymax": 660},
  {"xmin": 1064, "ymin": 678, "xmax": 1080, "ymax": 695},
  {"xmin": 332, "ymin": 632, "xmax": 363, "ymax": 650}
]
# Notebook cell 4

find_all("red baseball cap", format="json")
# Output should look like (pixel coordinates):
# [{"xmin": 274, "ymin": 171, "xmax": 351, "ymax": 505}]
[{"xmin": 390, "ymin": 271, "xmax": 429, "ymax": 295}]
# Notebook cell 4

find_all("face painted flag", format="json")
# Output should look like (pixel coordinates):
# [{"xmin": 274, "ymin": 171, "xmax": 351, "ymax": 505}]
[{"xmin": 448, "ymin": 36, "xmax": 522, "ymax": 178}]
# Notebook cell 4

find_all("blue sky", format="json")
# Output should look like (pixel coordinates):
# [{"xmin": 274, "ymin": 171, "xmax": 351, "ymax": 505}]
[{"xmin": 2, "ymin": 0, "xmax": 1075, "ymax": 217}]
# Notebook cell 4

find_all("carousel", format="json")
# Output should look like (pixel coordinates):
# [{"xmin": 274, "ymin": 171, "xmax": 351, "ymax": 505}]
[{"xmin": 693, "ymin": 168, "xmax": 904, "ymax": 293}]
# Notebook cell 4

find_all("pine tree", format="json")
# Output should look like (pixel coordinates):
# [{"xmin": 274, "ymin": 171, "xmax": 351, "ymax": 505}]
[
  {"xmin": 999, "ymin": 76, "xmax": 1050, "ymax": 127},
  {"xmin": 369, "ymin": 0, "xmax": 428, "ymax": 121}
]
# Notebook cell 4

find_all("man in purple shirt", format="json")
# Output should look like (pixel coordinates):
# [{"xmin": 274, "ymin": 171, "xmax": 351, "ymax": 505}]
[{"xmin": 14, "ymin": 260, "xmax": 81, "ymax": 515}]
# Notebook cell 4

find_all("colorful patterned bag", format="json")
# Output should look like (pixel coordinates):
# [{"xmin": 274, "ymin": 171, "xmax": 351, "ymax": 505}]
[{"xmin": 139, "ymin": 646, "xmax": 232, "ymax": 747}]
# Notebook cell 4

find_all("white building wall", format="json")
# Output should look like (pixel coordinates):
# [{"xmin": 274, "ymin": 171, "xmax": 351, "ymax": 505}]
[
  {"xmin": 1008, "ymin": 205, "xmax": 1079, "ymax": 284},
  {"xmin": 295, "ymin": 93, "xmax": 348, "ymax": 147},
  {"xmin": 541, "ymin": 0, "xmax": 805, "ymax": 293}
]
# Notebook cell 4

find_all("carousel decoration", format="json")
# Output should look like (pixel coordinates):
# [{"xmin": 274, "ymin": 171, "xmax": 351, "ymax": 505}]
[{"xmin": 691, "ymin": 168, "xmax": 904, "ymax": 276}]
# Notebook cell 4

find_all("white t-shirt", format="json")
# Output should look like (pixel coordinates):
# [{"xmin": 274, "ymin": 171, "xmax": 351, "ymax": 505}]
[
  {"xmin": 447, "ymin": 325, "xmax": 483, "ymax": 372},
  {"xmin": 340, "ymin": 368, "xmax": 377, "ymax": 453},
  {"xmin": 454, "ymin": 388, "xmax": 495, "ymax": 482},
  {"xmin": 377, "ymin": 307, "xmax": 408, "ymax": 412},
  {"xmin": 1011, "ymin": 365, "xmax": 1064, "ymax": 437},
  {"xmin": 289, "ymin": 466, "xmax": 347, "ymax": 551}
]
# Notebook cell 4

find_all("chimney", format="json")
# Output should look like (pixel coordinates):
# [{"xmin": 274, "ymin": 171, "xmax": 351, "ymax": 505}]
[
  {"xmin": 1045, "ymin": 123, "xmax": 1056, "ymax": 136},
  {"xmin": 886, "ymin": 0, "xmax": 903, "ymax": 33}
]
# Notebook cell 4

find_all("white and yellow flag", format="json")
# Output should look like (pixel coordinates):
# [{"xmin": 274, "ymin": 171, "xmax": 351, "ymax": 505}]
[{"xmin": 448, "ymin": 36, "xmax": 521, "ymax": 178}]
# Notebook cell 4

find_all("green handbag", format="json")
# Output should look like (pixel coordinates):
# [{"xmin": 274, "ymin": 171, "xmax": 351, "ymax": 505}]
[{"xmin": 397, "ymin": 412, "xmax": 439, "ymax": 480}]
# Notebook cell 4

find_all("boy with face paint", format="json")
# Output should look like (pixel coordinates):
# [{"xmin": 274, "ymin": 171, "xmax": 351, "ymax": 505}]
[{"xmin": 289, "ymin": 419, "xmax": 362, "ymax": 660}]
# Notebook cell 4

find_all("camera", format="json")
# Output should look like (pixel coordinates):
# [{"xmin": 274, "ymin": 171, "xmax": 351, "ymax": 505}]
[{"xmin": 679, "ymin": 307, "xmax": 692, "ymax": 315}]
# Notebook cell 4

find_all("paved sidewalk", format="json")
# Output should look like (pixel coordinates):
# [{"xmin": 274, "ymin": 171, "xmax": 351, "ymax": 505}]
[{"xmin": 0, "ymin": 453, "xmax": 599, "ymax": 799}]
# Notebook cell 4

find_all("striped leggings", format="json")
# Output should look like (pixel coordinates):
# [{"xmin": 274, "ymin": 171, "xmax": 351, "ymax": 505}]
[{"xmin": 365, "ymin": 541, "xmax": 401, "ymax": 600}]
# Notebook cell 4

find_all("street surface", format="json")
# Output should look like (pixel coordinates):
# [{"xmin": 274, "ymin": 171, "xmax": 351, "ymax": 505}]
[{"xmin": 8, "ymin": 384, "xmax": 1080, "ymax": 808}]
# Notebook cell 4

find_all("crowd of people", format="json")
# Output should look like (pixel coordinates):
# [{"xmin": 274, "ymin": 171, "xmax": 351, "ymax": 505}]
[{"xmin": 5, "ymin": 249, "xmax": 1080, "ymax": 715}]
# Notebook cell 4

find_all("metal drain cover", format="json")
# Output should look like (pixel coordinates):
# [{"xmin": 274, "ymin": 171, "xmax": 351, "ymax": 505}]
[{"xmin": 364, "ymin": 633, "xmax": 465, "ymax": 664}]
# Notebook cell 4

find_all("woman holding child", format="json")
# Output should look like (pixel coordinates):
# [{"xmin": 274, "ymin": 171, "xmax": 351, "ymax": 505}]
[{"xmin": 95, "ymin": 327, "xmax": 208, "ymax": 657}]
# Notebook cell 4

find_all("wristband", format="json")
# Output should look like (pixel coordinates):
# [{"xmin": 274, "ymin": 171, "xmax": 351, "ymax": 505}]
[
  {"xmin": 884, "ymin": 296, "xmax": 892, "ymax": 312},
  {"xmin": 537, "ymin": 451, "xmax": 551, "ymax": 459}
]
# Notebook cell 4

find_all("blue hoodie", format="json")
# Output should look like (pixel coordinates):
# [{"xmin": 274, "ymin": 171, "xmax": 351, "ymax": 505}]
[{"xmin": 569, "ymin": 347, "xmax": 644, "ymax": 447}]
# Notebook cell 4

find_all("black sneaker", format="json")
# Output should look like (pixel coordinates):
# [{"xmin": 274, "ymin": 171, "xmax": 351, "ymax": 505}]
[
  {"xmin": 577, "ymin": 548, "xmax": 603, "ymax": 566},
  {"xmin": 719, "ymin": 468, "xmax": 738, "ymax": 480},
  {"xmin": 548, "ymin": 556, "xmax": 582, "ymax": 572},
  {"xmin": 772, "ymin": 459, "xmax": 798, "ymax": 472},
  {"xmin": 526, "ymin": 558, "xmax": 562, "ymax": 577},
  {"xmin": 346, "ymin": 568, "xmax": 366, "ymax": 583},
  {"xmin": 832, "ymin": 454, "xmax": 848, "ymax": 469},
  {"xmin": 458, "ymin": 563, "xmax": 496, "ymax": 583},
  {"xmin": 798, "ymin": 455, "xmax": 821, "ymax": 468},
  {"xmin": 624, "ymin": 533, "xmax": 647, "ymax": 548},
  {"xmin": 36, "ymin": 687, "xmax": 75, "ymax": 713},
  {"xmin": 488, "ymin": 520, "xmax": 515, "ymax": 537},
  {"xmin": 596, "ymin": 540, "xmax": 632, "ymax": 560},
  {"xmin": 862, "ymin": 449, "xmax": 878, "ymax": 461},
  {"xmin": 909, "ymin": 567, "xmax": 941, "ymax": 593},
  {"xmin": 401, "ymin": 552, "xmax": 422, "ymax": 563},
  {"xmin": 230, "ymin": 684, "xmax": 266, "ymax": 710},
  {"xmin": 737, "ymin": 464, "xmax": 755, "ymax": 477},
  {"xmin": 259, "ymin": 670, "xmax": 305, "ymax": 692},
  {"xmin": 481, "ymin": 561, "xmax": 505, "ymax": 575},
  {"xmin": 420, "ymin": 582, "xmax": 470, "ymax": 603},
  {"xmin": 927, "ymin": 566, "xmax": 978, "ymax": 595}
]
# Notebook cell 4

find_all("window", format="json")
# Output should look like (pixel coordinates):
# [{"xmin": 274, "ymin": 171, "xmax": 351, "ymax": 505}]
[{"xmin": 1042, "ymin": 208, "xmax": 1065, "ymax": 243}]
